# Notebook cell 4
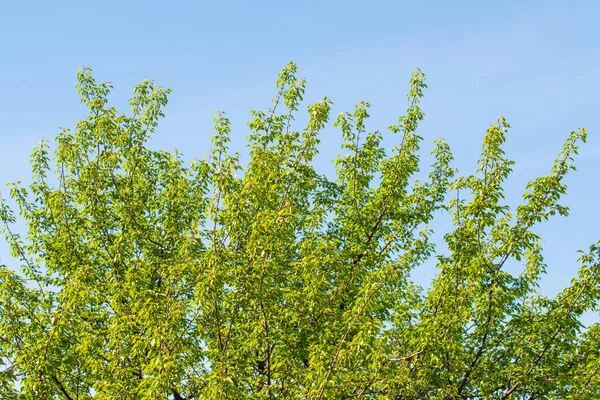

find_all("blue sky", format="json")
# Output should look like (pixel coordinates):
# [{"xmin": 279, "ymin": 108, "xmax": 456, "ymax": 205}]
[{"xmin": 1, "ymin": 1, "xmax": 599, "ymax": 321}]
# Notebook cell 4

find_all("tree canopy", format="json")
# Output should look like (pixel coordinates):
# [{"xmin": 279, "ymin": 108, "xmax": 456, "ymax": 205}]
[{"xmin": 0, "ymin": 63, "xmax": 598, "ymax": 399}]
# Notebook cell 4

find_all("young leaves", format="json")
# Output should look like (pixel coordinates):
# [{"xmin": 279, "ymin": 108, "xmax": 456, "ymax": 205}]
[{"xmin": 0, "ymin": 63, "xmax": 597, "ymax": 399}]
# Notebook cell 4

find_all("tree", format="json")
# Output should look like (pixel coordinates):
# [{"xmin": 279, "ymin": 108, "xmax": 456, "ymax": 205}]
[{"xmin": 0, "ymin": 63, "xmax": 598, "ymax": 399}]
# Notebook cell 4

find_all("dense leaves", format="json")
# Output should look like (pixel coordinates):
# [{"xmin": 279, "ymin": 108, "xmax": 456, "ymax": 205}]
[{"xmin": 0, "ymin": 63, "xmax": 598, "ymax": 399}]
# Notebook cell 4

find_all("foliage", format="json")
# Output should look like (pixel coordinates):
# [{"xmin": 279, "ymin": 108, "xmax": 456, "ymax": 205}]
[{"xmin": 0, "ymin": 63, "xmax": 598, "ymax": 399}]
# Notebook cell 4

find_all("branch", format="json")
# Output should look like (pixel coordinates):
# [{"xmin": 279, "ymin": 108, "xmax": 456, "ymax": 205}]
[{"xmin": 51, "ymin": 374, "xmax": 74, "ymax": 400}]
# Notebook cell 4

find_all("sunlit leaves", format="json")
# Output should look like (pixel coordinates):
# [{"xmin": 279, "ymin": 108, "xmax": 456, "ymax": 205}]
[{"xmin": 0, "ymin": 63, "xmax": 597, "ymax": 399}]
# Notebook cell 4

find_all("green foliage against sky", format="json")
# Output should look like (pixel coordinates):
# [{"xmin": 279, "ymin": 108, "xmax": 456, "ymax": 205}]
[{"xmin": 0, "ymin": 63, "xmax": 598, "ymax": 399}]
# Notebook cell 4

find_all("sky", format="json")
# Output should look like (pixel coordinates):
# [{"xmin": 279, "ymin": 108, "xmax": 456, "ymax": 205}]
[{"xmin": 1, "ymin": 0, "xmax": 599, "ymax": 322}]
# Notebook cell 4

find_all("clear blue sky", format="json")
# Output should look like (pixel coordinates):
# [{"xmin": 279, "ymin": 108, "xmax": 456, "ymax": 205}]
[{"xmin": 1, "ymin": 0, "xmax": 599, "ymax": 321}]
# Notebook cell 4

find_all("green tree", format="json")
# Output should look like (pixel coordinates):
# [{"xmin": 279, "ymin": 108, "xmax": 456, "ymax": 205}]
[{"xmin": 0, "ymin": 63, "xmax": 598, "ymax": 399}]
